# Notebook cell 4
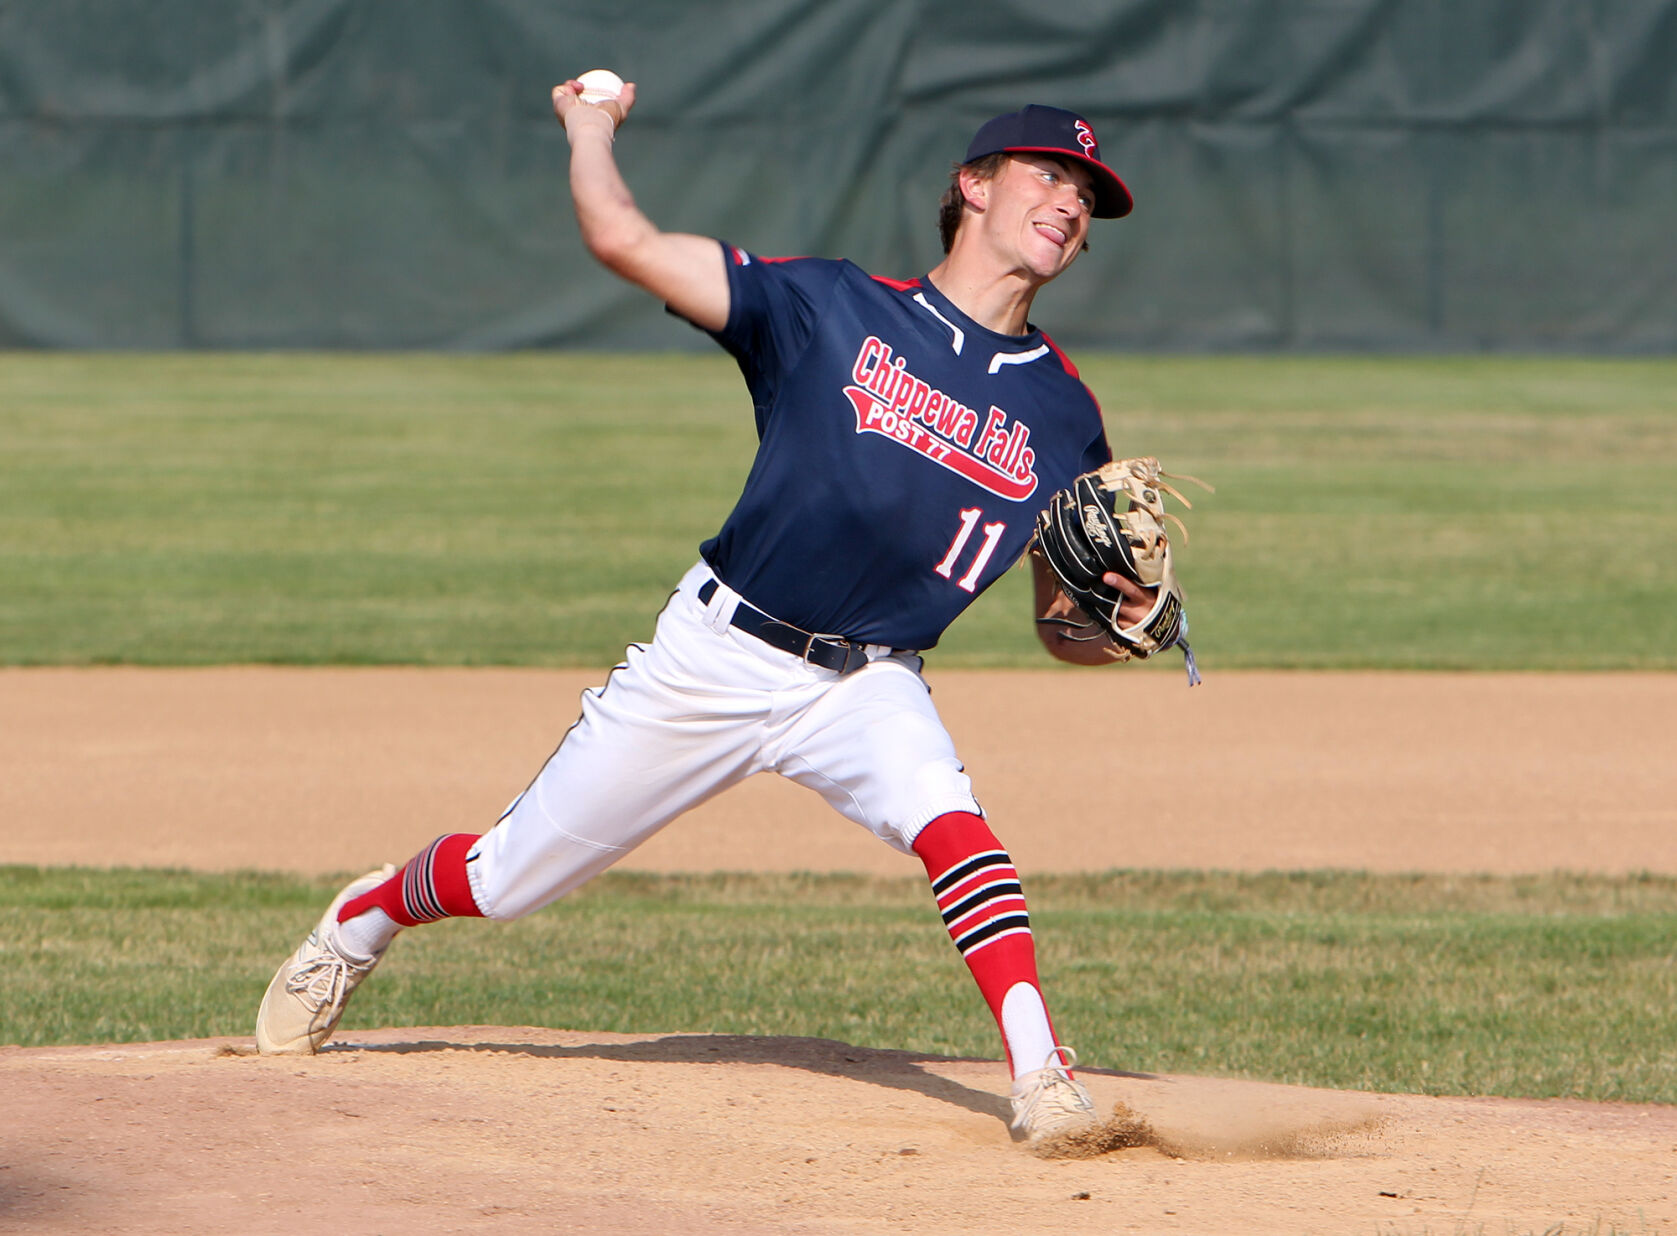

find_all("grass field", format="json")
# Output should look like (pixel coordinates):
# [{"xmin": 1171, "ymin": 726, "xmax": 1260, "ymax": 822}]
[
  {"xmin": 5, "ymin": 866, "xmax": 1676, "ymax": 1104},
  {"xmin": 3, "ymin": 351, "xmax": 1674, "ymax": 668}
]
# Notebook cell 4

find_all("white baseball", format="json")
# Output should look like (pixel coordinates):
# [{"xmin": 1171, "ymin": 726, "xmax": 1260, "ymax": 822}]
[{"xmin": 576, "ymin": 69, "xmax": 625, "ymax": 106}]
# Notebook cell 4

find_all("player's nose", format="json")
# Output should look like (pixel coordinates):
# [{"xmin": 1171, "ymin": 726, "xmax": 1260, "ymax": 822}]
[{"xmin": 1050, "ymin": 184, "xmax": 1085, "ymax": 217}]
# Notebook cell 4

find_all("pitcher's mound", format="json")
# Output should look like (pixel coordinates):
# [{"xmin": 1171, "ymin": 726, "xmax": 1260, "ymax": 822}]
[{"xmin": 4, "ymin": 1025, "xmax": 1671, "ymax": 1234}]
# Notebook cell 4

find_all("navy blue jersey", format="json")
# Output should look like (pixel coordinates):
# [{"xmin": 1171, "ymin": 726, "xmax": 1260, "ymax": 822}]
[{"xmin": 694, "ymin": 245, "xmax": 1111, "ymax": 651}]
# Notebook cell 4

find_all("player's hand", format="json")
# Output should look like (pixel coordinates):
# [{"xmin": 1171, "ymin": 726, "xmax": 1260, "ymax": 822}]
[
  {"xmin": 551, "ymin": 79, "xmax": 636, "ymax": 134},
  {"xmin": 1103, "ymin": 570, "xmax": 1153, "ymax": 628}
]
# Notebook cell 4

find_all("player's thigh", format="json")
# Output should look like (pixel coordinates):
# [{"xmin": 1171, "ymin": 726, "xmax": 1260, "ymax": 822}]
[
  {"xmin": 775, "ymin": 658, "xmax": 979, "ymax": 854},
  {"xmin": 471, "ymin": 620, "xmax": 770, "ymax": 919}
]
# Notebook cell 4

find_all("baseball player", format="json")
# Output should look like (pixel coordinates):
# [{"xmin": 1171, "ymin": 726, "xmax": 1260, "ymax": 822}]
[{"xmin": 257, "ymin": 81, "xmax": 1151, "ymax": 1149}]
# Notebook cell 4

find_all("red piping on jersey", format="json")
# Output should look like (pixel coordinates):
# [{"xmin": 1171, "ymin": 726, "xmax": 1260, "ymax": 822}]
[
  {"xmin": 728, "ymin": 248, "xmax": 807, "ymax": 266},
  {"xmin": 872, "ymin": 275, "xmax": 923, "ymax": 292},
  {"xmin": 1039, "ymin": 331, "xmax": 1081, "ymax": 379},
  {"xmin": 1039, "ymin": 330, "xmax": 1107, "ymax": 429}
]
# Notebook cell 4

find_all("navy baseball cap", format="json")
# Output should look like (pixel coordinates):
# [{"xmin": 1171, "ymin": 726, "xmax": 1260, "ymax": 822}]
[{"xmin": 965, "ymin": 105, "xmax": 1133, "ymax": 218}]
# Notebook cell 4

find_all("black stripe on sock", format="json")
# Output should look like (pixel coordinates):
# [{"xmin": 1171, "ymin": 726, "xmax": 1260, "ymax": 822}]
[
  {"xmin": 954, "ymin": 912, "xmax": 1032, "ymax": 954},
  {"xmin": 940, "ymin": 880, "xmax": 1025, "ymax": 927},
  {"xmin": 931, "ymin": 851, "xmax": 1012, "ymax": 897},
  {"xmin": 402, "ymin": 837, "xmax": 448, "ymax": 923}
]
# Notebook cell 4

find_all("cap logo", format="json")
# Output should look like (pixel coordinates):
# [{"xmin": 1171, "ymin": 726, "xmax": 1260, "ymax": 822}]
[{"xmin": 1074, "ymin": 120, "xmax": 1097, "ymax": 156}]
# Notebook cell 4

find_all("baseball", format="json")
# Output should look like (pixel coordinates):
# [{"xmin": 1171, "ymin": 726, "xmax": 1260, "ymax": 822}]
[{"xmin": 576, "ymin": 69, "xmax": 625, "ymax": 105}]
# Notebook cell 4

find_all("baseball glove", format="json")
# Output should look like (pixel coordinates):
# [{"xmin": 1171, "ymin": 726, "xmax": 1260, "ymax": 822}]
[{"xmin": 1034, "ymin": 457, "xmax": 1210, "ymax": 684}]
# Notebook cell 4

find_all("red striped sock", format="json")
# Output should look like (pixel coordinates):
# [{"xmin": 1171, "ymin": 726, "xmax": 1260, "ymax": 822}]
[
  {"xmin": 913, "ymin": 811, "xmax": 1058, "ymax": 1075},
  {"xmin": 339, "ymin": 833, "xmax": 484, "ymax": 927}
]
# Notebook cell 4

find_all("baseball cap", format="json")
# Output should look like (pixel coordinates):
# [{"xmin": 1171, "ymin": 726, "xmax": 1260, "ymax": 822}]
[{"xmin": 964, "ymin": 105, "xmax": 1133, "ymax": 218}]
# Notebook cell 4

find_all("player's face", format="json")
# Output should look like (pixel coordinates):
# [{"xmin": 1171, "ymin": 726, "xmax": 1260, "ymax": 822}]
[{"xmin": 988, "ymin": 154, "xmax": 1095, "ymax": 280}]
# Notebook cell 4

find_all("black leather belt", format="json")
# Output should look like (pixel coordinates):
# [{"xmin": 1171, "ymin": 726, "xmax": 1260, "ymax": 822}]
[{"xmin": 697, "ymin": 578, "xmax": 872, "ymax": 675}]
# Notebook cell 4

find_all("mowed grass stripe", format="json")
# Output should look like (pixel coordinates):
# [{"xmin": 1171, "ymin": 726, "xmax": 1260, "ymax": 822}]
[
  {"xmin": 3, "ymin": 352, "xmax": 1674, "ymax": 668},
  {"xmin": 4, "ymin": 866, "xmax": 1675, "ymax": 1104}
]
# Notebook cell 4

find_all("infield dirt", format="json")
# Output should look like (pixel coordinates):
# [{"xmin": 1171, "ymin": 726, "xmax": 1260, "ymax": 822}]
[{"xmin": 4, "ymin": 667, "xmax": 1676, "ymax": 1234}]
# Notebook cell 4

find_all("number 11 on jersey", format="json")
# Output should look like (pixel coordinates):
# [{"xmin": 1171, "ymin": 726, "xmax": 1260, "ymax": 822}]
[{"xmin": 934, "ymin": 507, "xmax": 1006, "ymax": 593}]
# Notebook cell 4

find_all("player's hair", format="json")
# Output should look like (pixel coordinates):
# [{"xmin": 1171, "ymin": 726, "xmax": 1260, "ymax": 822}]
[
  {"xmin": 937, "ymin": 152, "xmax": 1093, "ymax": 254},
  {"xmin": 938, "ymin": 153, "xmax": 1009, "ymax": 253}
]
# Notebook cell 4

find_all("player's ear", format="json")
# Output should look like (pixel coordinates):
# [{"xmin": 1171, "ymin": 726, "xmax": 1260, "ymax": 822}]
[{"xmin": 958, "ymin": 164, "xmax": 991, "ymax": 213}]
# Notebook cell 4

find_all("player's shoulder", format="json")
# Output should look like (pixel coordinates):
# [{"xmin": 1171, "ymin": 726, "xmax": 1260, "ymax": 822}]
[
  {"xmin": 1036, "ymin": 329, "xmax": 1084, "ymax": 381},
  {"xmin": 726, "ymin": 247, "xmax": 924, "ymax": 294},
  {"xmin": 724, "ymin": 246, "xmax": 854, "ymax": 278},
  {"xmin": 867, "ymin": 271, "xmax": 924, "ymax": 294},
  {"xmin": 724, "ymin": 247, "xmax": 863, "ymax": 301},
  {"xmin": 1033, "ymin": 329, "xmax": 1100, "ymax": 395},
  {"xmin": 1025, "ymin": 329, "xmax": 1106, "ymax": 429}
]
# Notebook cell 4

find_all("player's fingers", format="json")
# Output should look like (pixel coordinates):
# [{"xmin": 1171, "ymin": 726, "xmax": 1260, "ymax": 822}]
[
  {"xmin": 1101, "ymin": 571, "xmax": 1146, "ymax": 602},
  {"xmin": 550, "ymin": 81, "xmax": 581, "ymax": 120},
  {"xmin": 588, "ymin": 82, "xmax": 633, "ymax": 127},
  {"xmin": 1104, "ymin": 572, "xmax": 1153, "ymax": 626},
  {"xmin": 551, "ymin": 80, "xmax": 631, "ymax": 129}
]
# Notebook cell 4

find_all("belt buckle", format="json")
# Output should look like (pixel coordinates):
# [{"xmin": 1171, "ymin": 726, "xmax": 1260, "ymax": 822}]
[{"xmin": 801, "ymin": 632, "xmax": 844, "ymax": 671}]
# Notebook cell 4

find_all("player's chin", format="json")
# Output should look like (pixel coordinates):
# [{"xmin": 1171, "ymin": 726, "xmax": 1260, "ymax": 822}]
[
  {"xmin": 1025, "ymin": 235, "xmax": 1081, "ymax": 278},
  {"xmin": 1031, "ymin": 249, "xmax": 1081, "ymax": 282}
]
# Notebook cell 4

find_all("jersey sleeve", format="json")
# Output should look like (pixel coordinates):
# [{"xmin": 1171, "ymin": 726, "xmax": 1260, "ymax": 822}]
[{"xmin": 698, "ymin": 245, "xmax": 847, "ymax": 419}]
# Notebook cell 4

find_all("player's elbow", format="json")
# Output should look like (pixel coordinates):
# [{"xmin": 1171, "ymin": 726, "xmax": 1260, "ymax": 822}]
[
  {"xmin": 1039, "ymin": 634, "xmax": 1082, "ymax": 665},
  {"xmin": 1039, "ymin": 632, "xmax": 1088, "ymax": 665},
  {"xmin": 580, "ymin": 218, "xmax": 645, "ymax": 275},
  {"xmin": 1036, "ymin": 621, "xmax": 1123, "ymax": 667},
  {"xmin": 584, "ymin": 224, "xmax": 682, "ymax": 302}
]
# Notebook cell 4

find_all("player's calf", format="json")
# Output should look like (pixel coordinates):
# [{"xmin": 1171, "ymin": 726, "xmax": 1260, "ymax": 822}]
[
  {"xmin": 914, "ymin": 812, "xmax": 1101, "ymax": 1143},
  {"xmin": 914, "ymin": 813, "xmax": 1066, "ymax": 1073}
]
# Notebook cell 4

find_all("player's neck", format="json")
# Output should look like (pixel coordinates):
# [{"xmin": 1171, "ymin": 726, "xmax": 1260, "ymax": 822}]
[{"xmin": 925, "ymin": 255, "xmax": 1040, "ymax": 337}]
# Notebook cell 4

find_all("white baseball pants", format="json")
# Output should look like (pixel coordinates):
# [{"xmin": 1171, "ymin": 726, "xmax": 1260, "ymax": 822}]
[{"xmin": 465, "ymin": 561, "xmax": 983, "ymax": 920}]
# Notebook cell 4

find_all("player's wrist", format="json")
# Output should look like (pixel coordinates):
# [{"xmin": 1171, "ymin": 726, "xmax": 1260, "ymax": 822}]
[{"xmin": 564, "ymin": 108, "xmax": 618, "ymax": 145}]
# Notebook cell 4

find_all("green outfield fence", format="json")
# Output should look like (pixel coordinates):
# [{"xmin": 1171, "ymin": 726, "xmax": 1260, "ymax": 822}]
[{"xmin": 3, "ymin": 0, "xmax": 1675, "ymax": 352}]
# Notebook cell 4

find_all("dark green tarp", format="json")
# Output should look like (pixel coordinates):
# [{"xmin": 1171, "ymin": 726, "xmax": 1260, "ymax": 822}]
[{"xmin": 3, "ymin": 0, "xmax": 1673, "ymax": 350}]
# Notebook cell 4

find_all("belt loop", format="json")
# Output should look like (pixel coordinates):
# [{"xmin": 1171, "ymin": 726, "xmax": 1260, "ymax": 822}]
[{"xmin": 700, "ymin": 575, "xmax": 736, "ymax": 636}]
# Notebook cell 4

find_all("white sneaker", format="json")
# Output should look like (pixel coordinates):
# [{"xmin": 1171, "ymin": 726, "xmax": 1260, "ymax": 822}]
[
  {"xmin": 1009, "ymin": 1046, "xmax": 1099, "ymax": 1143},
  {"xmin": 255, "ymin": 865, "xmax": 396, "ymax": 1056}
]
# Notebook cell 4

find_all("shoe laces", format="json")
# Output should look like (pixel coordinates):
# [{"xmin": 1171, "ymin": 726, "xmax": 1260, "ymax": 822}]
[
  {"xmin": 283, "ymin": 934, "xmax": 374, "ymax": 1014},
  {"xmin": 1011, "ymin": 1046, "xmax": 1097, "ymax": 1132}
]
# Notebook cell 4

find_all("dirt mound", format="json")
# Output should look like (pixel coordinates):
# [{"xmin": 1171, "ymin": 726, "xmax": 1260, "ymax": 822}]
[{"xmin": 5, "ymin": 1026, "xmax": 1671, "ymax": 1235}]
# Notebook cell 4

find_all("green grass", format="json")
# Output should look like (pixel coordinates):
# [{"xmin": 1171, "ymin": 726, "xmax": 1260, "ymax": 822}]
[
  {"xmin": 0, "ymin": 352, "xmax": 755, "ymax": 665},
  {"xmin": 5, "ymin": 866, "xmax": 1675, "ymax": 1103},
  {"xmin": 3, "ymin": 351, "xmax": 1674, "ymax": 668}
]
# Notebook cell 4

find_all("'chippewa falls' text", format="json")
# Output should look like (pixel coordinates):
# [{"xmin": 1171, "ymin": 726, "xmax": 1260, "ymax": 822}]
[{"xmin": 843, "ymin": 336, "xmax": 1038, "ymax": 500}]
